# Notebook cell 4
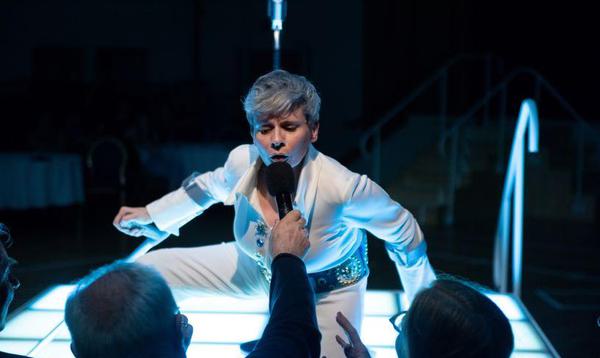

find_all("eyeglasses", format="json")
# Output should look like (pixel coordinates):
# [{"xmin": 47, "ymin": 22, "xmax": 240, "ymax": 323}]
[
  {"xmin": 389, "ymin": 311, "xmax": 407, "ymax": 333},
  {"xmin": 0, "ymin": 223, "xmax": 13, "ymax": 248}
]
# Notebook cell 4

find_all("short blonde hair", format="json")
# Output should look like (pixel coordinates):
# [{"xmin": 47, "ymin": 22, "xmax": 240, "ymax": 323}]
[{"xmin": 243, "ymin": 70, "xmax": 321, "ymax": 127}]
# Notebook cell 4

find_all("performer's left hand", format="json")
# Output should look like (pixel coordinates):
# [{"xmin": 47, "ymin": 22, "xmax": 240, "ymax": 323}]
[{"xmin": 334, "ymin": 311, "xmax": 371, "ymax": 358}]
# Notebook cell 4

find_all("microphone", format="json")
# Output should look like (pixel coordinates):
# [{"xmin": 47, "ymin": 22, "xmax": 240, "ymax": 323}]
[
  {"xmin": 268, "ymin": 0, "xmax": 286, "ymax": 31},
  {"xmin": 265, "ymin": 161, "xmax": 295, "ymax": 219}
]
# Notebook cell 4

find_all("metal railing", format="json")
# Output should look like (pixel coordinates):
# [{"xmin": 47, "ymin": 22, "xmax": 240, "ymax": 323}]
[
  {"xmin": 492, "ymin": 99, "xmax": 539, "ymax": 297},
  {"xmin": 358, "ymin": 53, "xmax": 493, "ymax": 182},
  {"xmin": 361, "ymin": 61, "xmax": 600, "ymax": 226},
  {"xmin": 440, "ymin": 67, "xmax": 600, "ymax": 225},
  {"xmin": 359, "ymin": 57, "xmax": 600, "ymax": 296}
]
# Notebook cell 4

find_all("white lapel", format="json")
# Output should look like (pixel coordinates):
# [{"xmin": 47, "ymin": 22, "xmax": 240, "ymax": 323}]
[
  {"xmin": 294, "ymin": 144, "xmax": 322, "ymax": 225},
  {"xmin": 223, "ymin": 144, "xmax": 322, "ymax": 224},
  {"xmin": 223, "ymin": 149, "xmax": 262, "ymax": 206}
]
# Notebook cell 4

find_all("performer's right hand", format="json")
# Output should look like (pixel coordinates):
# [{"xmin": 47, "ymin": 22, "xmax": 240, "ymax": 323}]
[{"xmin": 113, "ymin": 206, "xmax": 154, "ymax": 237}]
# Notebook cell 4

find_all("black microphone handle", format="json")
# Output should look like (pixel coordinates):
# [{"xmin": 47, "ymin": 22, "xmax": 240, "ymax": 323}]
[{"xmin": 275, "ymin": 193, "xmax": 294, "ymax": 219}]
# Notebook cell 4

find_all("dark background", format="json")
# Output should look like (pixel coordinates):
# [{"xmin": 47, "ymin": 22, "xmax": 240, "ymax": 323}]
[
  {"xmin": 1, "ymin": 1, "xmax": 599, "ymax": 155},
  {"xmin": 1, "ymin": 0, "xmax": 599, "ymax": 356}
]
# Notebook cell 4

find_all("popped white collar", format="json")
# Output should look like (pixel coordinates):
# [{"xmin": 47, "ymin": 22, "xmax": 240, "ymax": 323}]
[{"xmin": 224, "ymin": 144, "xmax": 322, "ymax": 222}]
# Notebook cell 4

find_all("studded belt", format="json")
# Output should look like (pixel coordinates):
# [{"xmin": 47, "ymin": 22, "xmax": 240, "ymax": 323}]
[{"xmin": 307, "ymin": 239, "xmax": 369, "ymax": 294}]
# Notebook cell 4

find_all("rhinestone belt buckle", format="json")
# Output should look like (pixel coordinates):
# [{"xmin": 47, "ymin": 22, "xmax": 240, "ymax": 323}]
[{"xmin": 335, "ymin": 255, "xmax": 364, "ymax": 286}]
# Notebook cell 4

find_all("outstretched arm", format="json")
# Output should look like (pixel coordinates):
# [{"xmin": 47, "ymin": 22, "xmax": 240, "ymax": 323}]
[
  {"xmin": 249, "ymin": 210, "xmax": 321, "ymax": 358},
  {"xmin": 342, "ymin": 174, "xmax": 436, "ymax": 302},
  {"xmin": 112, "ymin": 145, "xmax": 255, "ymax": 239}
]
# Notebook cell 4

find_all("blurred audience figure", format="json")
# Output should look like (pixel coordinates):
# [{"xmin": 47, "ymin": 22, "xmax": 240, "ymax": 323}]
[
  {"xmin": 65, "ymin": 209, "xmax": 319, "ymax": 358},
  {"xmin": 336, "ymin": 278, "xmax": 514, "ymax": 358},
  {"xmin": 0, "ymin": 224, "xmax": 29, "ymax": 358},
  {"xmin": 65, "ymin": 262, "xmax": 192, "ymax": 358}
]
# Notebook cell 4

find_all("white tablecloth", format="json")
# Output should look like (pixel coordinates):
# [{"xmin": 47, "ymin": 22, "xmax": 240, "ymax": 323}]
[{"xmin": 0, "ymin": 153, "xmax": 84, "ymax": 209}]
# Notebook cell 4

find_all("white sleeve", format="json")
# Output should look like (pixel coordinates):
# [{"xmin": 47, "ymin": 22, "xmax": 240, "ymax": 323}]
[
  {"xmin": 393, "ymin": 254, "xmax": 437, "ymax": 303},
  {"xmin": 145, "ymin": 145, "xmax": 248, "ymax": 236},
  {"xmin": 146, "ymin": 167, "xmax": 227, "ymax": 235},
  {"xmin": 342, "ymin": 174, "xmax": 436, "ymax": 301}
]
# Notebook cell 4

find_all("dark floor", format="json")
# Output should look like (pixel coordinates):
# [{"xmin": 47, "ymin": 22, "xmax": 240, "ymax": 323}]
[{"xmin": 2, "ymin": 202, "xmax": 599, "ymax": 357}]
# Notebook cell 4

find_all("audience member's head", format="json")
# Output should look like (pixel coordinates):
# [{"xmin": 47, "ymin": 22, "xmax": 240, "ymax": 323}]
[
  {"xmin": 0, "ymin": 223, "xmax": 20, "ymax": 331},
  {"xmin": 397, "ymin": 278, "xmax": 514, "ymax": 358},
  {"xmin": 65, "ymin": 262, "xmax": 192, "ymax": 358}
]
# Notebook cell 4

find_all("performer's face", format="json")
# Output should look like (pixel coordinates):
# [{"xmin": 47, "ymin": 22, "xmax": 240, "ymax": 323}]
[{"xmin": 252, "ymin": 107, "xmax": 319, "ymax": 168}]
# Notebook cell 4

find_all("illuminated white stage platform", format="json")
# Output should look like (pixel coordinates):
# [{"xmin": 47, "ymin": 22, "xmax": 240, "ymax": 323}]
[{"xmin": 0, "ymin": 286, "xmax": 557, "ymax": 357}]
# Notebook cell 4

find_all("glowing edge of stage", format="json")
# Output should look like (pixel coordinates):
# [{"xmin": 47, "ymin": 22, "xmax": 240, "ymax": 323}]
[{"xmin": 0, "ymin": 286, "xmax": 556, "ymax": 357}]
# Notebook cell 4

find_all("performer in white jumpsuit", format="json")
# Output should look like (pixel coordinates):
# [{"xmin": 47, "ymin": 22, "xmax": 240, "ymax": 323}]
[{"xmin": 113, "ymin": 70, "xmax": 436, "ymax": 358}]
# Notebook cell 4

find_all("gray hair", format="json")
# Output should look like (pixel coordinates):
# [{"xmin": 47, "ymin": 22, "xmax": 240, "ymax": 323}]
[
  {"xmin": 65, "ymin": 262, "xmax": 179, "ymax": 358},
  {"xmin": 243, "ymin": 70, "xmax": 321, "ymax": 127}
]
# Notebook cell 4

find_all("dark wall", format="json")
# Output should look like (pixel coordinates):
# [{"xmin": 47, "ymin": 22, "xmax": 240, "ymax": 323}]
[
  {"xmin": 363, "ymin": 0, "xmax": 469, "ymax": 117},
  {"xmin": 468, "ymin": 1, "xmax": 599, "ymax": 119},
  {"xmin": 363, "ymin": 0, "xmax": 600, "ymax": 122},
  {"xmin": 191, "ymin": 0, "xmax": 363, "ymax": 156},
  {"xmin": 1, "ymin": 0, "xmax": 598, "ymax": 155},
  {"xmin": 0, "ymin": 0, "xmax": 196, "ymax": 82},
  {"xmin": 0, "ymin": 0, "xmax": 363, "ymax": 157}
]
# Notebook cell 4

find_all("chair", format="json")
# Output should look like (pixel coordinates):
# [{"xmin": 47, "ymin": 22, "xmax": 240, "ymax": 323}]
[
  {"xmin": 86, "ymin": 137, "xmax": 128, "ymax": 205},
  {"xmin": 85, "ymin": 137, "xmax": 130, "ymax": 254}
]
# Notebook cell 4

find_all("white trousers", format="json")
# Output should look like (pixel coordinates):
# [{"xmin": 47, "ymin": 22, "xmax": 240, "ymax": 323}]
[{"xmin": 138, "ymin": 241, "xmax": 366, "ymax": 358}]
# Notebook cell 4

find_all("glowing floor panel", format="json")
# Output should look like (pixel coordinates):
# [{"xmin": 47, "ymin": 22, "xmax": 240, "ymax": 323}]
[{"xmin": 0, "ymin": 286, "xmax": 557, "ymax": 357}]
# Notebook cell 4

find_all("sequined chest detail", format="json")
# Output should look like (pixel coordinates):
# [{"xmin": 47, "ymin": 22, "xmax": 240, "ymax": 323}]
[
  {"xmin": 252, "ymin": 220, "xmax": 272, "ymax": 282},
  {"xmin": 255, "ymin": 221, "xmax": 268, "ymax": 248}
]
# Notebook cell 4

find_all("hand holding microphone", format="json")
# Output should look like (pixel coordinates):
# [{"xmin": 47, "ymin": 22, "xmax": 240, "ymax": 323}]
[
  {"xmin": 270, "ymin": 210, "xmax": 310, "ymax": 259},
  {"xmin": 265, "ymin": 161, "xmax": 309, "ymax": 259}
]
